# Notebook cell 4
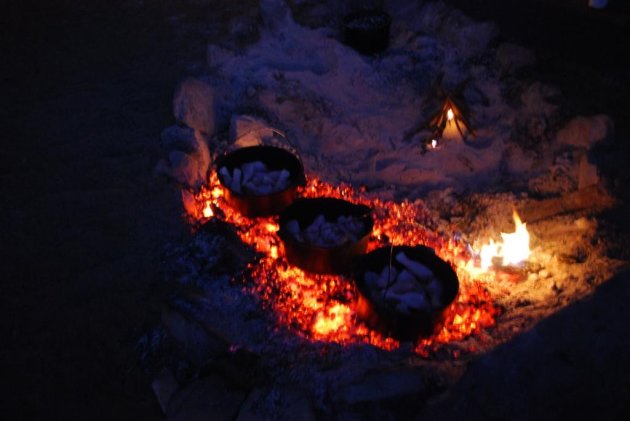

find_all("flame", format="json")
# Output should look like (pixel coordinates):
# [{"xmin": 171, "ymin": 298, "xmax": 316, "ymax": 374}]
[
  {"xmin": 431, "ymin": 139, "xmax": 438, "ymax": 148},
  {"xmin": 184, "ymin": 171, "xmax": 500, "ymax": 356},
  {"xmin": 479, "ymin": 210, "xmax": 530, "ymax": 271},
  {"xmin": 446, "ymin": 108, "xmax": 455, "ymax": 121},
  {"xmin": 202, "ymin": 201, "xmax": 214, "ymax": 218}
]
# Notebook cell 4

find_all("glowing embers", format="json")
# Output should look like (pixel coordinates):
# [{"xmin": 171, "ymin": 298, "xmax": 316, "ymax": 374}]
[{"xmin": 186, "ymin": 174, "xmax": 500, "ymax": 355}]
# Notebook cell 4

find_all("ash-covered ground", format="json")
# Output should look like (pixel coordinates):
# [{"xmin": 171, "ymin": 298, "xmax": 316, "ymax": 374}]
[{"xmin": 2, "ymin": 0, "xmax": 630, "ymax": 419}]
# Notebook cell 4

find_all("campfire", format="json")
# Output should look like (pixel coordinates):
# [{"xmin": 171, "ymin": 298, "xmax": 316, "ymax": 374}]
[
  {"xmin": 186, "ymin": 170, "xmax": 503, "ymax": 356},
  {"xmin": 148, "ymin": 1, "xmax": 627, "ymax": 417}
]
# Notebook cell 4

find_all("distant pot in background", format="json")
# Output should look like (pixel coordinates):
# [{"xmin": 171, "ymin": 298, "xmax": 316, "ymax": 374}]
[{"xmin": 343, "ymin": 10, "xmax": 391, "ymax": 55}]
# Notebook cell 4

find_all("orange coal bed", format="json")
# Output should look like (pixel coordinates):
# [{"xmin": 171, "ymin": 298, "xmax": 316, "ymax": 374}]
[{"xmin": 179, "ymin": 165, "xmax": 521, "ymax": 358}]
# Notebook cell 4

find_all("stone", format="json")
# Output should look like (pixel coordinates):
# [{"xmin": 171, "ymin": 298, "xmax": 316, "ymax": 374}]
[
  {"xmin": 496, "ymin": 42, "xmax": 536, "ymax": 74},
  {"xmin": 161, "ymin": 306, "xmax": 228, "ymax": 366},
  {"xmin": 203, "ymin": 349, "xmax": 261, "ymax": 390},
  {"xmin": 173, "ymin": 78, "xmax": 217, "ymax": 135},
  {"xmin": 229, "ymin": 15, "xmax": 261, "ymax": 47},
  {"xmin": 236, "ymin": 386, "xmax": 316, "ymax": 421},
  {"xmin": 156, "ymin": 130, "xmax": 210, "ymax": 189},
  {"xmin": 160, "ymin": 125, "xmax": 199, "ymax": 154},
  {"xmin": 152, "ymin": 368, "xmax": 179, "ymax": 413},
  {"xmin": 556, "ymin": 115, "xmax": 614, "ymax": 149},
  {"xmin": 166, "ymin": 375, "xmax": 246, "ymax": 421},
  {"xmin": 332, "ymin": 367, "xmax": 428, "ymax": 405}
]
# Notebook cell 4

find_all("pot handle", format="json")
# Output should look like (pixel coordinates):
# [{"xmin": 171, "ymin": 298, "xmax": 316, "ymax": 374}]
[{"xmin": 268, "ymin": 128, "xmax": 307, "ymax": 186}]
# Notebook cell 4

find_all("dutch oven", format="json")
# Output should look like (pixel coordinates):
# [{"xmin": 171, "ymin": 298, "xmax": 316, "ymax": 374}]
[
  {"xmin": 354, "ymin": 245, "xmax": 459, "ymax": 341},
  {"xmin": 278, "ymin": 198, "xmax": 373, "ymax": 274},
  {"xmin": 215, "ymin": 145, "xmax": 306, "ymax": 218}
]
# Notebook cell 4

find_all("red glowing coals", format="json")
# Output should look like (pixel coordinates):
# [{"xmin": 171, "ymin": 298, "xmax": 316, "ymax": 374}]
[{"xmin": 187, "ymin": 172, "xmax": 499, "ymax": 355}]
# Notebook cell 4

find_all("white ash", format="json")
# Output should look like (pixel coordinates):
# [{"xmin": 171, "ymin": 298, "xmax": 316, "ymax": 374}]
[
  {"xmin": 286, "ymin": 214, "xmax": 365, "ymax": 247},
  {"xmin": 219, "ymin": 161, "xmax": 291, "ymax": 195},
  {"xmin": 364, "ymin": 251, "xmax": 443, "ymax": 315}
]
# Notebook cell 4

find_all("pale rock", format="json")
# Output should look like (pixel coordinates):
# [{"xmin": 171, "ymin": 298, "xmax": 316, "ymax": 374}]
[
  {"xmin": 156, "ymin": 130, "xmax": 210, "ymax": 189},
  {"xmin": 236, "ymin": 386, "xmax": 316, "ymax": 421},
  {"xmin": 174, "ymin": 78, "xmax": 217, "ymax": 135},
  {"xmin": 332, "ymin": 367, "xmax": 428, "ymax": 404},
  {"xmin": 152, "ymin": 368, "xmax": 179, "ymax": 413},
  {"xmin": 556, "ymin": 115, "xmax": 613, "ymax": 149},
  {"xmin": 167, "ymin": 375, "xmax": 246, "ymax": 421},
  {"xmin": 496, "ymin": 43, "xmax": 536, "ymax": 73},
  {"xmin": 229, "ymin": 14, "xmax": 261, "ymax": 47},
  {"xmin": 445, "ymin": 20, "xmax": 497, "ymax": 60},
  {"xmin": 161, "ymin": 306, "xmax": 228, "ymax": 366},
  {"xmin": 160, "ymin": 125, "xmax": 199, "ymax": 154}
]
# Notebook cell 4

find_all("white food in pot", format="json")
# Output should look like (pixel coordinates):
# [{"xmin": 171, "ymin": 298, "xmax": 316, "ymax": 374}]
[
  {"xmin": 230, "ymin": 168, "xmax": 242, "ymax": 194},
  {"xmin": 364, "ymin": 252, "xmax": 445, "ymax": 315},
  {"xmin": 286, "ymin": 214, "xmax": 366, "ymax": 248},
  {"xmin": 395, "ymin": 251, "xmax": 434, "ymax": 281},
  {"xmin": 219, "ymin": 161, "xmax": 292, "ymax": 196}
]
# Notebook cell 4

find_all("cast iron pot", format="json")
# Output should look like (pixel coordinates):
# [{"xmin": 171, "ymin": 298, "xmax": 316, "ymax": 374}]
[
  {"xmin": 354, "ymin": 245, "xmax": 459, "ymax": 341},
  {"xmin": 278, "ymin": 198, "xmax": 373, "ymax": 275},
  {"xmin": 215, "ymin": 145, "xmax": 306, "ymax": 218},
  {"xmin": 343, "ymin": 10, "xmax": 391, "ymax": 55}
]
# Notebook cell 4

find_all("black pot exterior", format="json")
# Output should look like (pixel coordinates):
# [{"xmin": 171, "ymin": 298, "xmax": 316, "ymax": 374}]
[
  {"xmin": 215, "ymin": 146, "xmax": 306, "ymax": 218},
  {"xmin": 278, "ymin": 198, "xmax": 373, "ymax": 275},
  {"xmin": 343, "ymin": 10, "xmax": 391, "ymax": 55},
  {"xmin": 354, "ymin": 245, "xmax": 459, "ymax": 341}
]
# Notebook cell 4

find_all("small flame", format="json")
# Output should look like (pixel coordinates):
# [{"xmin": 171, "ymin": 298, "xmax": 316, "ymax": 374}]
[
  {"xmin": 202, "ymin": 201, "xmax": 214, "ymax": 218},
  {"xmin": 479, "ymin": 210, "xmax": 530, "ymax": 271},
  {"xmin": 431, "ymin": 139, "xmax": 438, "ymax": 148},
  {"xmin": 446, "ymin": 108, "xmax": 455, "ymax": 121}
]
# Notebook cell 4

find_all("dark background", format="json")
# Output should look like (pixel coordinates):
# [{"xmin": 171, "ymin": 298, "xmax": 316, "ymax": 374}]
[{"xmin": 1, "ymin": 0, "xmax": 629, "ymax": 418}]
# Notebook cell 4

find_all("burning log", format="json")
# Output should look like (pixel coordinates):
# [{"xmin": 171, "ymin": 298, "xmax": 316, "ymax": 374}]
[{"xmin": 521, "ymin": 185, "xmax": 614, "ymax": 223}]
